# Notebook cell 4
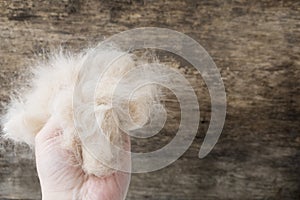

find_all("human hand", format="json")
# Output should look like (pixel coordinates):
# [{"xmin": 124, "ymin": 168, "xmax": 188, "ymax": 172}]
[{"xmin": 35, "ymin": 118, "xmax": 131, "ymax": 200}]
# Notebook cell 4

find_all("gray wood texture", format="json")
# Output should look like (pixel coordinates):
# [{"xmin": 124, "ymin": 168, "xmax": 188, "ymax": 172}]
[{"xmin": 0, "ymin": 0, "xmax": 299, "ymax": 199}]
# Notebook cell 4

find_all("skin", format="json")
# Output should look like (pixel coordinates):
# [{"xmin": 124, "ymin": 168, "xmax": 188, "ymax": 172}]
[{"xmin": 35, "ymin": 118, "xmax": 131, "ymax": 200}]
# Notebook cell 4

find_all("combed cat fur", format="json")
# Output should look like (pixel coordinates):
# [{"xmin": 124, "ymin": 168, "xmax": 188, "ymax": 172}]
[{"xmin": 2, "ymin": 45, "xmax": 163, "ymax": 177}]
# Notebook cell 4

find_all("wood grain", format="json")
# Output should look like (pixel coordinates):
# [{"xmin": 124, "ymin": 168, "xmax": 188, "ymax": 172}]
[{"xmin": 0, "ymin": 0, "xmax": 299, "ymax": 199}]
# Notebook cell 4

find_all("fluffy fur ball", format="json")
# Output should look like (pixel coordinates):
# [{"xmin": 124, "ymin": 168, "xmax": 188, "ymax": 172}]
[{"xmin": 2, "ymin": 45, "xmax": 162, "ymax": 177}]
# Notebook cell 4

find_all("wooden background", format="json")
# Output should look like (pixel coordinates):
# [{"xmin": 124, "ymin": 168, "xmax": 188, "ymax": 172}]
[{"xmin": 0, "ymin": 0, "xmax": 299, "ymax": 199}]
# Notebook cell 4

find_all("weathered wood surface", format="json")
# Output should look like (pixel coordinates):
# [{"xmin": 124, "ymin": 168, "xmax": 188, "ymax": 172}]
[{"xmin": 0, "ymin": 0, "xmax": 299, "ymax": 199}]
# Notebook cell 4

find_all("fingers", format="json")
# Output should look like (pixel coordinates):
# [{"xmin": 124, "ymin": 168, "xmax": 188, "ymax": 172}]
[{"xmin": 114, "ymin": 171, "xmax": 131, "ymax": 200}]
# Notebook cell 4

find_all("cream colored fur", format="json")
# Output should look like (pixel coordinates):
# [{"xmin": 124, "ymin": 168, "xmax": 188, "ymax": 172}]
[{"xmin": 2, "ymin": 45, "xmax": 161, "ymax": 177}]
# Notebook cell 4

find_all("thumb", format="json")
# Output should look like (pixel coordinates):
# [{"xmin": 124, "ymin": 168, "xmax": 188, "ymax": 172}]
[{"xmin": 35, "ymin": 118, "xmax": 62, "ymax": 144}]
